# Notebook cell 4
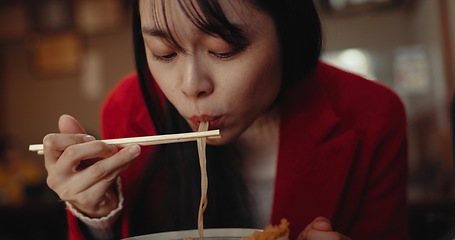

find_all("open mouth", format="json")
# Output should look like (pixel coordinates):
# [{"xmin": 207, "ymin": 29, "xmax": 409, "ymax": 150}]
[{"xmin": 190, "ymin": 116, "xmax": 223, "ymax": 130}]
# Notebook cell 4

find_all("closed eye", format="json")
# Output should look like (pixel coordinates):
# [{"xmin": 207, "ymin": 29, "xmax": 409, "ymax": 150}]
[
  {"xmin": 209, "ymin": 47, "xmax": 243, "ymax": 60},
  {"xmin": 152, "ymin": 52, "xmax": 177, "ymax": 62}
]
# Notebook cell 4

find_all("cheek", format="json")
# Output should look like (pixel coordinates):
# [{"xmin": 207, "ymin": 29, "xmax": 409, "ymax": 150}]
[
  {"xmin": 147, "ymin": 63, "xmax": 181, "ymax": 106},
  {"xmin": 235, "ymin": 60, "xmax": 282, "ymax": 104},
  {"xmin": 219, "ymin": 70, "xmax": 280, "ymax": 136}
]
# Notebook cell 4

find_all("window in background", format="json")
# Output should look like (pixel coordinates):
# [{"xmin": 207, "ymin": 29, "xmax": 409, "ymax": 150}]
[
  {"xmin": 322, "ymin": 48, "xmax": 377, "ymax": 80},
  {"xmin": 318, "ymin": 0, "xmax": 404, "ymax": 15},
  {"xmin": 393, "ymin": 45, "xmax": 431, "ymax": 96}
]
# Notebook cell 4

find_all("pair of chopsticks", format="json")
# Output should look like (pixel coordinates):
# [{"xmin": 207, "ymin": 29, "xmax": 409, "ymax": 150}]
[{"xmin": 29, "ymin": 130, "xmax": 221, "ymax": 155}]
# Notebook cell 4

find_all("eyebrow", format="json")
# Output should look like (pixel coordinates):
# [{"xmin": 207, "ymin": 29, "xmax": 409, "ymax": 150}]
[
  {"xmin": 141, "ymin": 27, "xmax": 167, "ymax": 38},
  {"xmin": 141, "ymin": 26, "xmax": 189, "ymax": 53},
  {"xmin": 141, "ymin": 22, "xmax": 251, "ymax": 50}
]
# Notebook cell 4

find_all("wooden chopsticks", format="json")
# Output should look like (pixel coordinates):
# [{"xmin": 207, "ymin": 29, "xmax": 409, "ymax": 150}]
[{"xmin": 29, "ymin": 130, "xmax": 221, "ymax": 155}]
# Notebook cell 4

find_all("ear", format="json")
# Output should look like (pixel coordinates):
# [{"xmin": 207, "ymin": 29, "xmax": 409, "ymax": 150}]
[{"xmin": 58, "ymin": 114, "xmax": 87, "ymax": 134}]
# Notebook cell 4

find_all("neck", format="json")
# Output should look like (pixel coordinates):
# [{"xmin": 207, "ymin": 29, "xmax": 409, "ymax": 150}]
[{"xmin": 234, "ymin": 107, "xmax": 280, "ymax": 162}]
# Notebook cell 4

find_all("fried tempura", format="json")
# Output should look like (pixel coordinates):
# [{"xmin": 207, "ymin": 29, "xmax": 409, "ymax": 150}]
[{"xmin": 243, "ymin": 219, "xmax": 290, "ymax": 240}]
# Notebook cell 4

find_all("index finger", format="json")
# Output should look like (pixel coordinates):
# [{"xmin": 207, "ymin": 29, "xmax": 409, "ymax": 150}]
[
  {"xmin": 59, "ymin": 114, "xmax": 87, "ymax": 134},
  {"xmin": 43, "ymin": 133, "xmax": 96, "ymax": 169}
]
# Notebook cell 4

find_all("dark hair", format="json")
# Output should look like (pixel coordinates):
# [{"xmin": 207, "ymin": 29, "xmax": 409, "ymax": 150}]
[{"xmin": 130, "ymin": 0, "xmax": 322, "ymax": 235}]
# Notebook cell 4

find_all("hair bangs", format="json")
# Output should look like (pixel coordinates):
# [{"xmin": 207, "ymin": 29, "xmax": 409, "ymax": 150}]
[{"xmin": 151, "ymin": 0, "xmax": 249, "ymax": 51}]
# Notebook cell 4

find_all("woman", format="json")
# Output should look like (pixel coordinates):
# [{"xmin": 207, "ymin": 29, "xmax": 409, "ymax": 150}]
[{"xmin": 43, "ymin": 0, "xmax": 409, "ymax": 239}]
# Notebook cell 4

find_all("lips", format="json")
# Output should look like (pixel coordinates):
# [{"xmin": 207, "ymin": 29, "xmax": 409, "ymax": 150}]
[{"xmin": 189, "ymin": 115, "xmax": 224, "ymax": 130}]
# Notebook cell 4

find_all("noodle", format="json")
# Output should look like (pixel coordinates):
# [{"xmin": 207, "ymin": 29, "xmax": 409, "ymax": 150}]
[
  {"xmin": 197, "ymin": 121, "xmax": 209, "ymax": 240},
  {"xmin": 194, "ymin": 123, "xmax": 288, "ymax": 240}
]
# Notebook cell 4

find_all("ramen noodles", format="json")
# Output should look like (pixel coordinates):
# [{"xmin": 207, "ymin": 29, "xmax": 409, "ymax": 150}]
[
  {"xmin": 197, "ymin": 121, "xmax": 209, "ymax": 239},
  {"xmin": 195, "ymin": 123, "xmax": 289, "ymax": 240}
]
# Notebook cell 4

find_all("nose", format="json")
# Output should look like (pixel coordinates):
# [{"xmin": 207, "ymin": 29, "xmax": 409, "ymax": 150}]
[{"xmin": 181, "ymin": 58, "xmax": 214, "ymax": 98}]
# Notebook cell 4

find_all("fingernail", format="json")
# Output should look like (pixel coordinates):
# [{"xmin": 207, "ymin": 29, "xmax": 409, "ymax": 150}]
[
  {"xmin": 127, "ymin": 144, "xmax": 140, "ymax": 157},
  {"xmin": 108, "ymin": 144, "xmax": 119, "ymax": 152},
  {"xmin": 83, "ymin": 135, "xmax": 96, "ymax": 142}
]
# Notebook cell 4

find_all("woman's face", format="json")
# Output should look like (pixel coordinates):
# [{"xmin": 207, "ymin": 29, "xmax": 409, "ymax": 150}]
[{"xmin": 139, "ymin": 0, "xmax": 282, "ymax": 144}]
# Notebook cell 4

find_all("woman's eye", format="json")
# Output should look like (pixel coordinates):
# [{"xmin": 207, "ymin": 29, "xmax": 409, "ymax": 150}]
[
  {"xmin": 209, "ymin": 48, "xmax": 242, "ymax": 60},
  {"xmin": 152, "ymin": 52, "xmax": 177, "ymax": 62}
]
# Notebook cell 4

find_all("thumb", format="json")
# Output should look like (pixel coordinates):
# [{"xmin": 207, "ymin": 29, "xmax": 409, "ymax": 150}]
[
  {"xmin": 58, "ymin": 114, "xmax": 87, "ymax": 134},
  {"xmin": 298, "ymin": 217, "xmax": 333, "ymax": 240},
  {"xmin": 311, "ymin": 217, "xmax": 332, "ymax": 231}
]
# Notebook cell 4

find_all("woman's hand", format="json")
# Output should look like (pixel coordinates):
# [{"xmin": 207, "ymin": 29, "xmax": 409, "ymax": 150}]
[
  {"xmin": 297, "ymin": 217, "xmax": 351, "ymax": 240},
  {"xmin": 43, "ymin": 114, "xmax": 140, "ymax": 218}
]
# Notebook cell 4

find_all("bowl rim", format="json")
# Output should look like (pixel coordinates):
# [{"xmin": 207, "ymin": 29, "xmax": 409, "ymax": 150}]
[{"xmin": 123, "ymin": 228, "xmax": 261, "ymax": 240}]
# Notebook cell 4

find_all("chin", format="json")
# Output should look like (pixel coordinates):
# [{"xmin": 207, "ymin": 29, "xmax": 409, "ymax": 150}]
[{"xmin": 206, "ymin": 135, "xmax": 232, "ymax": 146}]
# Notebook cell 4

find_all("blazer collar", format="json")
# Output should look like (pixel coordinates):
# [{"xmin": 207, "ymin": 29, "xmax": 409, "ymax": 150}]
[
  {"xmin": 280, "ymin": 68, "xmax": 340, "ymax": 144},
  {"xmin": 272, "ymin": 66, "xmax": 359, "ymax": 238}
]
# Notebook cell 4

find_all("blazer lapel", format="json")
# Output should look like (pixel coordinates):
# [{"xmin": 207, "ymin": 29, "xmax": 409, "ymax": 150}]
[{"xmin": 271, "ymin": 75, "xmax": 359, "ymax": 237}]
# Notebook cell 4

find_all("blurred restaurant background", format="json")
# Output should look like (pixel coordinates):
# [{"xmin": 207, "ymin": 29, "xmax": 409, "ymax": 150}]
[{"xmin": 0, "ymin": 0, "xmax": 454, "ymax": 239}]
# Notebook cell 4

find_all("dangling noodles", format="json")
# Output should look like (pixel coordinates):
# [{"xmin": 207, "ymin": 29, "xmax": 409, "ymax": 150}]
[
  {"xmin": 194, "ymin": 123, "xmax": 289, "ymax": 240},
  {"xmin": 197, "ymin": 121, "xmax": 209, "ymax": 240}
]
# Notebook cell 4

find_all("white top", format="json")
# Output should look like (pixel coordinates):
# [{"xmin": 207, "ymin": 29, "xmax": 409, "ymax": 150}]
[{"xmin": 243, "ymin": 147, "xmax": 277, "ymax": 228}]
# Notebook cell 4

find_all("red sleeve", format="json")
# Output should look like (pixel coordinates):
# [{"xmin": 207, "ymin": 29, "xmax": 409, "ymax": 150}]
[{"xmin": 101, "ymin": 73, "xmax": 156, "ymax": 140}]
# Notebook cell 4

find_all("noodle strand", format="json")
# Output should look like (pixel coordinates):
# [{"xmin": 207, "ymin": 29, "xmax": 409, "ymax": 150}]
[{"xmin": 197, "ymin": 121, "xmax": 209, "ymax": 240}]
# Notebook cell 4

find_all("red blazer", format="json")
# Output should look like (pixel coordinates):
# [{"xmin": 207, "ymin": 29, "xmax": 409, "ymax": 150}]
[{"xmin": 67, "ymin": 62, "xmax": 409, "ymax": 239}]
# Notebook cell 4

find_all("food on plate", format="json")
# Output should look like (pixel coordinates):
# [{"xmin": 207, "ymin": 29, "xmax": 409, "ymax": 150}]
[{"xmin": 244, "ymin": 219, "xmax": 290, "ymax": 240}]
